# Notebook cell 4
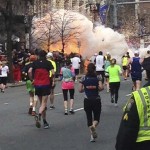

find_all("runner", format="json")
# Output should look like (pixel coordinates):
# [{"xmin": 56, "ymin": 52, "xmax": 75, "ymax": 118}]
[
  {"xmin": 46, "ymin": 52, "xmax": 56, "ymax": 109},
  {"xmin": 129, "ymin": 51, "xmax": 143, "ymax": 91},
  {"xmin": 22, "ymin": 55, "xmax": 37, "ymax": 116},
  {"xmin": 79, "ymin": 63, "xmax": 104, "ymax": 142},
  {"xmin": 95, "ymin": 51, "xmax": 105, "ymax": 84},
  {"xmin": 105, "ymin": 58, "xmax": 122, "ymax": 106},
  {"xmin": 122, "ymin": 53, "xmax": 129, "ymax": 80},
  {"xmin": 28, "ymin": 50, "xmax": 54, "ymax": 129},
  {"xmin": 60, "ymin": 60, "xmax": 75, "ymax": 115},
  {"xmin": 104, "ymin": 53, "xmax": 111, "ymax": 92},
  {"xmin": 71, "ymin": 54, "xmax": 81, "ymax": 82}
]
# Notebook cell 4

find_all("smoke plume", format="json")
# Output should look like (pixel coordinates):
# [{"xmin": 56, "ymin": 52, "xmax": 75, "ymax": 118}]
[{"xmin": 32, "ymin": 9, "xmax": 129, "ymax": 62}]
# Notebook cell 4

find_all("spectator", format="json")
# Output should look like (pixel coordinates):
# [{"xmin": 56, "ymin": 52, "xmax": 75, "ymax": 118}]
[
  {"xmin": 0, "ymin": 61, "xmax": 9, "ymax": 93},
  {"xmin": 12, "ymin": 52, "xmax": 22, "ymax": 83}
]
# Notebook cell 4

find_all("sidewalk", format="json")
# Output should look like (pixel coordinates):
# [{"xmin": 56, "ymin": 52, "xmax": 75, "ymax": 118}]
[{"xmin": 7, "ymin": 81, "xmax": 26, "ymax": 87}]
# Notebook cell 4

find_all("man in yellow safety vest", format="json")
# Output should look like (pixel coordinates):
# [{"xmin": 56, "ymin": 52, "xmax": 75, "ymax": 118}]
[{"xmin": 116, "ymin": 86, "xmax": 150, "ymax": 150}]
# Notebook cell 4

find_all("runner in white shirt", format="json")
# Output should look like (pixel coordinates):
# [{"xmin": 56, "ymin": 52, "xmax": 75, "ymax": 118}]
[
  {"xmin": 90, "ymin": 53, "xmax": 97, "ymax": 64},
  {"xmin": 71, "ymin": 54, "xmax": 81, "ymax": 81},
  {"xmin": 95, "ymin": 51, "xmax": 105, "ymax": 84},
  {"xmin": 0, "ymin": 61, "xmax": 9, "ymax": 93}
]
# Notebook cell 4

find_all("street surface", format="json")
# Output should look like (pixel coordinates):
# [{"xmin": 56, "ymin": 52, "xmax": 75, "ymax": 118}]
[{"xmin": 0, "ymin": 77, "xmax": 147, "ymax": 150}]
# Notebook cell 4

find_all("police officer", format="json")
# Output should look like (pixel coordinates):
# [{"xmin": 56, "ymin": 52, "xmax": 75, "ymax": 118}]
[{"xmin": 115, "ymin": 86, "xmax": 150, "ymax": 150}]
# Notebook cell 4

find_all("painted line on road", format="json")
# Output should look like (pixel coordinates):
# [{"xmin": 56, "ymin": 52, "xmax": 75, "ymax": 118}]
[
  {"xmin": 126, "ymin": 93, "xmax": 132, "ymax": 96},
  {"xmin": 54, "ymin": 92, "xmax": 83, "ymax": 112},
  {"xmin": 74, "ymin": 108, "xmax": 84, "ymax": 112},
  {"xmin": 4, "ymin": 103, "xmax": 9, "ymax": 105},
  {"xmin": 54, "ymin": 93, "xmax": 63, "ymax": 96}
]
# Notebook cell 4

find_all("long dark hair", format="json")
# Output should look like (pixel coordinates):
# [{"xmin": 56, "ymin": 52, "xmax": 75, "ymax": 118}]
[{"xmin": 86, "ymin": 63, "xmax": 96, "ymax": 77}]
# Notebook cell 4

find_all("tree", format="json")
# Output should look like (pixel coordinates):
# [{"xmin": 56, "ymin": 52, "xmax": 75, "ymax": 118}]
[
  {"xmin": 53, "ymin": 10, "xmax": 82, "ymax": 53},
  {"xmin": 0, "ymin": 0, "xmax": 14, "ymax": 82},
  {"xmin": 31, "ymin": 10, "xmax": 59, "ymax": 52},
  {"xmin": 32, "ymin": 10, "xmax": 83, "ymax": 53},
  {"xmin": 0, "ymin": 0, "xmax": 34, "ymax": 82}
]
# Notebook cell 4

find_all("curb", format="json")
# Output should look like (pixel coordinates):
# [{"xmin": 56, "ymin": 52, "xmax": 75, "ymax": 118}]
[{"xmin": 8, "ymin": 82, "xmax": 26, "ymax": 87}]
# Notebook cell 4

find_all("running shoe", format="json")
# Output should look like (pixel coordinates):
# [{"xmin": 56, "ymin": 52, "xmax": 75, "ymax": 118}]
[
  {"xmin": 111, "ymin": 97, "xmax": 114, "ymax": 103},
  {"xmin": 31, "ymin": 111, "xmax": 36, "ymax": 116},
  {"xmin": 90, "ymin": 135, "xmax": 96, "ymax": 142},
  {"xmin": 44, "ymin": 122, "xmax": 49, "ymax": 129},
  {"xmin": 64, "ymin": 109, "xmax": 68, "ymax": 115},
  {"xmin": 50, "ymin": 106, "xmax": 55, "ymax": 110},
  {"xmin": 90, "ymin": 126, "xmax": 97, "ymax": 139},
  {"xmin": 34, "ymin": 115, "xmax": 41, "ymax": 128},
  {"xmin": 28, "ymin": 107, "xmax": 33, "ymax": 115},
  {"xmin": 114, "ymin": 103, "xmax": 118, "ymax": 107},
  {"xmin": 69, "ymin": 109, "xmax": 75, "ymax": 114},
  {"xmin": 1, "ymin": 89, "xmax": 4, "ymax": 93}
]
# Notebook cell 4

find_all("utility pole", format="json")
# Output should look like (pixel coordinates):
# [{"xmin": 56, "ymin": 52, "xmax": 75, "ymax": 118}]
[
  {"xmin": 113, "ymin": 0, "xmax": 118, "ymax": 27},
  {"xmin": 6, "ymin": 0, "xmax": 14, "ymax": 82},
  {"xmin": 135, "ymin": 0, "xmax": 140, "ymax": 21}
]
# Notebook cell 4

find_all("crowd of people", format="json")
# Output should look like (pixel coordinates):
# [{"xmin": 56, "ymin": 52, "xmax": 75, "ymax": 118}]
[{"xmin": 1, "ymin": 47, "xmax": 150, "ymax": 148}]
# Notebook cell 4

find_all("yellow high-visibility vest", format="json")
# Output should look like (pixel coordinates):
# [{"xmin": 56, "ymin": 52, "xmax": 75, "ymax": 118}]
[
  {"xmin": 47, "ymin": 59, "xmax": 56, "ymax": 77},
  {"xmin": 122, "ymin": 56, "xmax": 128, "ymax": 66},
  {"xmin": 132, "ymin": 86, "xmax": 150, "ymax": 142}
]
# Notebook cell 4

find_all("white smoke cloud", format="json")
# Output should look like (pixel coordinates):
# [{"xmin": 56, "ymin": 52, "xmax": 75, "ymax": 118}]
[{"xmin": 32, "ymin": 9, "xmax": 129, "ymax": 62}]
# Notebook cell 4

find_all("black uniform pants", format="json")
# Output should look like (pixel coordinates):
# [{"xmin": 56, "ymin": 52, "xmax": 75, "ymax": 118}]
[{"xmin": 84, "ymin": 97, "xmax": 101, "ymax": 127}]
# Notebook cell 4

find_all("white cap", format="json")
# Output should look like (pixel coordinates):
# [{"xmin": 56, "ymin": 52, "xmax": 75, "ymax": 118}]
[
  {"xmin": 134, "ymin": 50, "xmax": 139, "ymax": 54},
  {"xmin": 106, "ymin": 52, "xmax": 110, "ymax": 54},
  {"xmin": 94, "ymin": 53, "xmax": 98, "ymax": 56},
  {"xmin": 47, "ymin": 52, "xmax": 53, "ymax": 58}
]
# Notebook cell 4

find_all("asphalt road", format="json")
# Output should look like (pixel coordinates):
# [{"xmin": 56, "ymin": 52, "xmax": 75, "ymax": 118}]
[{"xmin": 0, "ymin": 77, "xmax": 147, "ymax": 150}]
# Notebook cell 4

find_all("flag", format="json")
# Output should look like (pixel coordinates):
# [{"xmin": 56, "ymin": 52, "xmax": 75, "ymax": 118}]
[{"xmin": 99, "ymin": 4, "xmax": 109, "ymax": 24}]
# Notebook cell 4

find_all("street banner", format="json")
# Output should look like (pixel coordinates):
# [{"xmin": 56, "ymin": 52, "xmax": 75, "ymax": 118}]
[{"xmin": 99, "ymin": 4, "xmax": 109, "ymax": 24}]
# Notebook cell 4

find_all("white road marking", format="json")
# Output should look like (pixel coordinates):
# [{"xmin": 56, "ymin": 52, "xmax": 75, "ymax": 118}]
[
  {"xmin": 54, "ymin": 92, "xmax": 83, "ymax": 112},
  {"xmin": 74, "ymin": 108, "xmax": 84, "ymax": 112},
  {"xmin": 4, "ymin": 103, "xmax": 9, "ymax": 105},
  {"xmin": 54, "ymin": 93, "xmax": 63, "ymax": 96},
  {"xmin": 126, "ymin": 93, "xmax": 132, "ymax": 96}
]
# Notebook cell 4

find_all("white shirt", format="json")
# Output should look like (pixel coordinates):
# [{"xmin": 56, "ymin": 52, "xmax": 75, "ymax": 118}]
[
  {"xmin": 90, "ymin": 55, "xmax": 96, "ymax": 64},
  {"xmin": 95, "ymin": 55, "xmax": 104, "ymax": 71},
  {"xmin": 0, "ymin": 65, "xmax": 9, "ymax": 77},
  {"xmin": 71, "ymin": 57, "xmax": 81, "ymax": 69}
]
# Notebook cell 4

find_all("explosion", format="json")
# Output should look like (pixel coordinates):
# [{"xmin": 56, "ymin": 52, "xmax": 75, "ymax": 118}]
[{"xmin": 32, "ymin": 9, "xmax": 129, "ymax": 62}]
